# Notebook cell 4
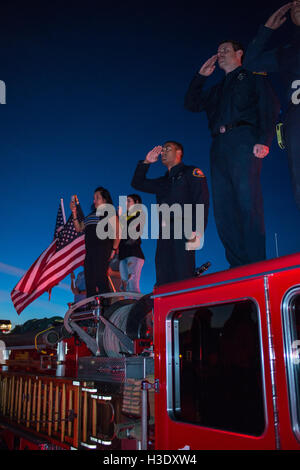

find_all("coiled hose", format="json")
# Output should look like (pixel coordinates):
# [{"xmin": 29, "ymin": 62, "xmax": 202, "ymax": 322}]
[{"xmin": 102, "ymin": 303, "xmax": 134, "ymax": 357}]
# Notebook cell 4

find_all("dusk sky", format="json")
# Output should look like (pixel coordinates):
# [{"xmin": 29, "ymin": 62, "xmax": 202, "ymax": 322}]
[{"xmin": 1, "ymin": 0, "xmax": 299, "ymax": 326}]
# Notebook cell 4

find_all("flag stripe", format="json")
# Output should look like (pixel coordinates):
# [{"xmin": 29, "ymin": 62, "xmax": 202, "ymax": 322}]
[
  {"xmin": 12, "ymin": 240, "xmax": 85, "ymax": 312},
  {"xmin": 12, "ymin": 251, "xmax": 86, "ymax": 313},
  {"xmin": 12, "ymin": 249, "xmax": 86, "ymax": 314},
  {"xmin": 38, "ymin": 238, "xmax": 85, "ymax": 282},
  {"xmin": 32, "ymin": 243, "xmax": 86, "ymax": 294},
  {"xmin": 14, "ymin": 241, "xmax": 57, "ymax": 294},
  {"xmin": 12, "ymin": 247, "xmax": 85, "ymax": 307},
  {"xmin": 11, "ymin": 207, "xmax": 86, "ymax": 315}
]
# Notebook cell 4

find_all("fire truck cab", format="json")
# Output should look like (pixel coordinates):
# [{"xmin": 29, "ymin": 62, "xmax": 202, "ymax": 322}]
[{"xmin": 154, "ymin": 253, "xmax": 300, "ymax": 450}]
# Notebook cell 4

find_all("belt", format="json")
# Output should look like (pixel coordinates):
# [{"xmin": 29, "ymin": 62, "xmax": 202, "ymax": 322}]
[{"xmin": 212, "ymin": 120, "xmax": 252, "ymax": 137}]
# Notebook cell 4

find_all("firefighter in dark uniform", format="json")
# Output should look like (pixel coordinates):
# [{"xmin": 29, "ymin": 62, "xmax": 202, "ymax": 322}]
[
  {"xmin": 243, "ymin": 2, "xmax": 300, "ymax": 211},
  {"xmin": 184, "ymin": 40, "xmax": 279, "ymax": 268},
  {"xmin": 131, "ymin": 141, "xmax": 209, "ymax": 286}
]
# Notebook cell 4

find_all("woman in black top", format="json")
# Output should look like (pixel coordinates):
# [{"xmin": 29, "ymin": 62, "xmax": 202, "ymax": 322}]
[
  {"xmin": 70, "ymin": 187, "xmax": 120, "ymax": 298},
  {"xmin": 118, "ymin": 194, "xmax": 145, "ymax": 293}
]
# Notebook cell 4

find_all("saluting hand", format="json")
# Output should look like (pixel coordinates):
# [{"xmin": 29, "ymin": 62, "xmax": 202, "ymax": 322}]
[
  {"xmin": 265, "ymin": 3, "xmax": 292, "ymax": 29},
  {"xmin": 144, "ymin": 146, "xmax": 163, "ymax": 164},
  {"xmin": 199, "ymin": 54, "xmax": 218, "ymax": 77},
  {"xmin": 253, "ymin": 144, "xmax": 269, "ymax": 159}
]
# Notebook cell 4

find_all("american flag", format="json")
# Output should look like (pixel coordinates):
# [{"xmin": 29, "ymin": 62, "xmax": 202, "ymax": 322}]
[
  {"xmin": 54, "ymin": 204, "xmax": 65, "ymax": 238},
  {"xmin": 11, "ymin": 204, "xmax": 86, "ymax": 315}
]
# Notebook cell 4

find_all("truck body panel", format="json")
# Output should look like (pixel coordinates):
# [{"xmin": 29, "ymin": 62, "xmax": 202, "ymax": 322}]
[{"xmin": 1, "ymin": 253, "xmax": 300, "ymax": 450}]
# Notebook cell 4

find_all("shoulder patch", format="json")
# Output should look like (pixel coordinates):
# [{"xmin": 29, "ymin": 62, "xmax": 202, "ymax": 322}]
[
  {"xmin": 192, "ymin": 168, "xmax": 205, "ymax": 178},
  {"xmin": 252, "ymin": 71, "xmax": 268, "ymax": 76}
]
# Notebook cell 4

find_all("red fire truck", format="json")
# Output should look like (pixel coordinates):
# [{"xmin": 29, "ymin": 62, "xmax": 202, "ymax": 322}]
[{"xmin": 0, "ymin": 253, "xmax": 300, "ymax": 450}]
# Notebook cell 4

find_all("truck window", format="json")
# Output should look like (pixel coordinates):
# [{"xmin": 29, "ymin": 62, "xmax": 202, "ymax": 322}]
[
  {"xmin": 282, "ymin": 292, "xmax": 300, "ymax": 442},
  {"xmin": 170, "ymin": 299, "xmax": 265, "ymax": 436}
]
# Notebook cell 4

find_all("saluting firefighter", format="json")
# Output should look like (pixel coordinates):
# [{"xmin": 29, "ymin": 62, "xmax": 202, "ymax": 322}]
[
  {"xmin": 131, "ymin": 141, "xmax": 209, "ymax": 286},
  {"xmin": 244, "ymin": 2, "xmax": 300, "ymax": 211},
  {"xmin": 184, "ymin": 40, "xmax": 280, "ymax": 268}
]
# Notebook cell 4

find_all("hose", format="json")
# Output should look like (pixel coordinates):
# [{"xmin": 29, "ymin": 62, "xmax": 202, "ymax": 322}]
[{"xmin": 102, "ymin": 304, "xmax": 133, "ymax": 357}]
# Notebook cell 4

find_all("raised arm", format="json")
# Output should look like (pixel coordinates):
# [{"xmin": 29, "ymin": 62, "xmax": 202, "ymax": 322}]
[
  {"xmin": 70, "ymin": 197, "xmax": 85, "ymax": 232},
  {"xmin": 244, "ymin": 3, "xmax": 292, "ymax": 72},
  {"xmin": 184, "ymin": 55, "xmax": 217, "ymax": 112},
  {"xmin": 131, "ymin": 146, "xmax": 164, "ymax": 194}
]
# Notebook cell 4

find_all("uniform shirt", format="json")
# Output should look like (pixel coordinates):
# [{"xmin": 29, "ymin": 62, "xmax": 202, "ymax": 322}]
[
  {"xmin": 184, "ymin": 66, "xmax": 279, "ymax": 147},
  {"xmin": 131, "ymin": 161, "xmax": 209, "ymax": 233},
  {"xmin": 244, "ymin": 25, "xmax": 300, "ymax": 108}
]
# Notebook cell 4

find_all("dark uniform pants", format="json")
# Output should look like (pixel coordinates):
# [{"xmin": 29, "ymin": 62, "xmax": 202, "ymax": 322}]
[
  {"xmin": 284, "ymin": 104, "xmax": 300, "ymax": 211},
  {"xmin": 155, "ymin": 231, "xmax": 195, "ymax": 286},
  {"xmin": 210, "ymin": 127, "xmax": 266, "ymax": 268}
]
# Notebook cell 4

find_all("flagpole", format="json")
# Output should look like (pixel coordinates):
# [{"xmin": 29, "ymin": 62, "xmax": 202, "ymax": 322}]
[
  {"xmin": 48, "ymin": 198, "xmax": 66, "ymax": 302},
  {"xmin": 108, "ymin": 275, "xmax": 116, "ymax": 292},
  {"xmin": 60, "ymin": 198, "xmax": 67, "ymax": 225}
]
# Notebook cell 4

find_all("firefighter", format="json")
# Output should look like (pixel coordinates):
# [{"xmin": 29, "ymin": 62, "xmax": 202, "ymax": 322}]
[
  {"xmin": 244, "ymin": 2, "xmax": 300, "ymax": 211},
  {"xmin": 131, "ymin": 141, "xmax": 209, "ymax": 286},
  {"xmin": 184, "ymin": 40, "xmax": 279, "ymax": 268}
]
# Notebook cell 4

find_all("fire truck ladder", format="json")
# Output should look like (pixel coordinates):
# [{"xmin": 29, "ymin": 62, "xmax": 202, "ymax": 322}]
[{"xmin": 0, "ymin": 372, "xmax": 83, "ymax": 449}]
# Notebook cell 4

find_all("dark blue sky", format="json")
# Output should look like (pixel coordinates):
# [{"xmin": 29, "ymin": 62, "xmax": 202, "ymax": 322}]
[{"xmin": 1, "ymin": 0, "xmax": 299, "ymax": 325}]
